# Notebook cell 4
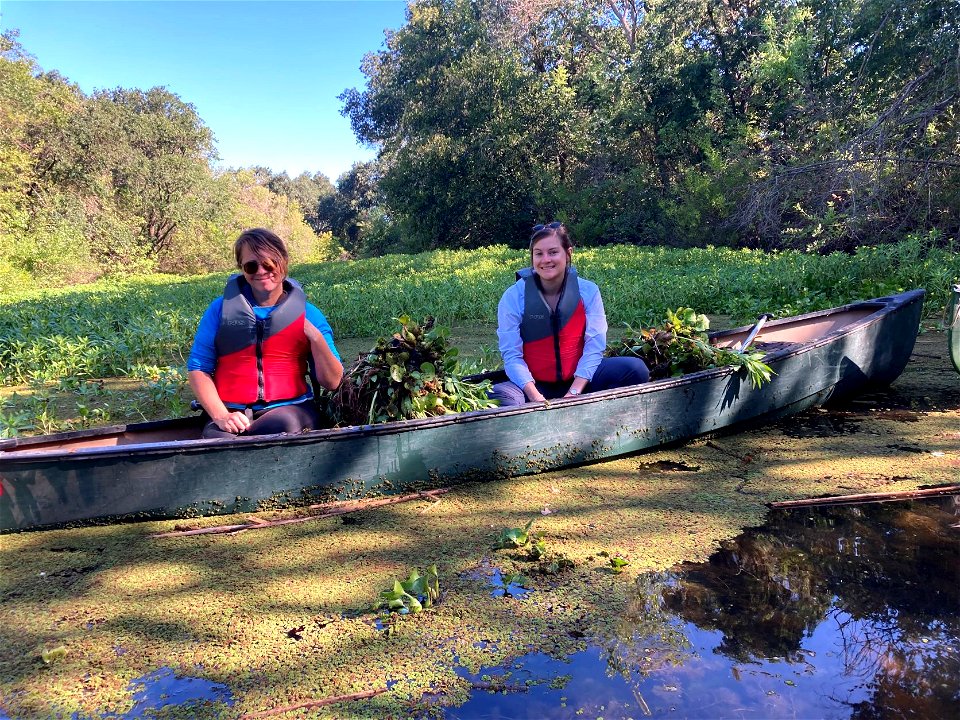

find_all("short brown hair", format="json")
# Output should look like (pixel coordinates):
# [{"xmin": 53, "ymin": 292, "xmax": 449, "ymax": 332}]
[{"xmin": 234, "ymin": 228, "xmax": 289, "ymax": 278}]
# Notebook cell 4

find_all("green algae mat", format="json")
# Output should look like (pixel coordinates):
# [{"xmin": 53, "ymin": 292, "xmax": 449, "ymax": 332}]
[{"xmin": 1, "ymin": 330, "xmax": 958, "ymax": 719}]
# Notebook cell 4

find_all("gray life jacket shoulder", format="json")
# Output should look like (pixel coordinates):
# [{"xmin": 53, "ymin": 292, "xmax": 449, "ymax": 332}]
[
  {"xmin": 517, "ymin": 266, "xmax": 582, "ymax": 342},
  {"xmin": 215, "ymin": 275, "xmax": 307, "ymax": 356}
]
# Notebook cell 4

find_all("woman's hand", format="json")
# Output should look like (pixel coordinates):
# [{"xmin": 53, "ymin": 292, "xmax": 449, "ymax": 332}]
[
  {"xmin": 522, "ymin": 381, "xmax": 547, "ymax": 403},
  {"xmin": 564, "ymin": 377, "xmax": 588, "ymax": 398},
  {"xmin": 189, "ymin": 369, "xmax": 247, "ymax": 433},
  {"xmin": 213, "ymin": 410, "xmax": 251, "ymax": 434}
]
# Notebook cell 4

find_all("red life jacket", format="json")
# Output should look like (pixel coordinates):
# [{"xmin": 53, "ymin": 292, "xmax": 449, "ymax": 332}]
[
  {"xmin": 213, "ymin": 275, "xmax": 310, "ymax": 406},
  {"xmin": 519, "ymin": 267, "xmax": 586, "ymax": 383}
]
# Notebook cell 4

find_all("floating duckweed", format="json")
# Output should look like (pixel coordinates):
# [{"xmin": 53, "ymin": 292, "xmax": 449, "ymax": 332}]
[{"xmin": 0, "ymin": 336, "xmax": 954, "ymax": 719}]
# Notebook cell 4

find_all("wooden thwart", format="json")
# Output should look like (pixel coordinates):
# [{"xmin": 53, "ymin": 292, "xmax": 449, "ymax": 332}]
[
  {"xmin": 150, "ymin": 488, "xmax": 451, "ymax": 538},
  {"xmin": 769, "ymin": 484, "xmax": 960, "ymax": 509},
  {"xmin": 239, "ymin": 688, "xmax": 387, "ymax": 718}
]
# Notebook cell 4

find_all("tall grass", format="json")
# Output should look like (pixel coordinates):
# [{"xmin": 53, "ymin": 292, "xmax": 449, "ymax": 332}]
[{"xmin": 1, "ymin": 236, "xmax": 957, "ymax": 386}]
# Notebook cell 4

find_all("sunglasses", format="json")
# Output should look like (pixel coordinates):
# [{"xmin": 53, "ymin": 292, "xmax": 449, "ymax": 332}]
[
  {"xmin": 241, "ymin": 258, "xmax": 277, "ymax": 275},
  {"xmin": 531, "ymin": 221, "xmax": 562, "ymax": 238}
]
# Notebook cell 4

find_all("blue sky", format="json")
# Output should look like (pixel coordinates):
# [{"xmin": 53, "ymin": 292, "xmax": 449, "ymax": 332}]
[{"xmin": 1, "ymin": 1, "xmax": 409, "ymax": 182}]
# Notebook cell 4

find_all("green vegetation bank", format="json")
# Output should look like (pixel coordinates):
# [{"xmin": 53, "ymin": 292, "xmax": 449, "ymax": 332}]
[{"xmin": 1, "ymin": 239, "xmax": 957, "ymax": 436}]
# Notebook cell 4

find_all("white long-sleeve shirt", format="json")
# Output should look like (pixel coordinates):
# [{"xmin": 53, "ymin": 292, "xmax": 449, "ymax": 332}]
[{"xmin": 497, "ymin": 273, "xmax": 608, "ymax": 388}]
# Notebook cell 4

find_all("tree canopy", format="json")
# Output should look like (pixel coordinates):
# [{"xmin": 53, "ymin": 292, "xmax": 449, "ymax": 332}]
[
  {"xmin": 3, "ymin": 0, "xmax": 958, "ymax": 284},
  {"xmin": 337, "ymin": 0, "xmax": 959, "ymax": 253},
  {"xmin": 0, "ymin": 30, "xmax": 338, "ymax": 290}
]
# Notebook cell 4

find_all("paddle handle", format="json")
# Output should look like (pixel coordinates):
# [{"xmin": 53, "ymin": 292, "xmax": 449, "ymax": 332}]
[{"xmin": 738, "ymin": 314, "xmax": 772, "ymax": 351}]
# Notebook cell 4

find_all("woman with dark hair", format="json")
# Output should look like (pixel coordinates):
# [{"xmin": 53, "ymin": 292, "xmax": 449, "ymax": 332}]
[
  {"xmin": 490, "ymin": 222, "xmax": 649, "ymax": 406},
  {"xmin": 187, "ymin": 228, "xmax": 343, "ymax": 438}
]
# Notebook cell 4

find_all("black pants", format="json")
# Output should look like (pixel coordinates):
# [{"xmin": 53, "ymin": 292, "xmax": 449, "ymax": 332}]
[{"xmin": 201, "ymin": 401, "xmax": 321, "ymax": 439}]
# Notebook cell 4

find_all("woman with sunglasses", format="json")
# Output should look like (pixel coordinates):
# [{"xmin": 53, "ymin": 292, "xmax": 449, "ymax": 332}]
[
  {"xmin": 491, "ymin": 222, "xmax": 649, "ymax": 406},
  {"xmin": 187, "ymin": 228, "xmax": 343, "ymax": 438}
]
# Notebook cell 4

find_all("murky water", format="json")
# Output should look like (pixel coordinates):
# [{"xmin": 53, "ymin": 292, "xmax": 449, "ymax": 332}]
[
  {"xmin": 70, "ymin": 666, "xmax": 233, "ymax": 719},
  {"xmin": 463, "ymin": 562, "xmax": 536, "ymax": 599},
  {"xmin": 447, "ymin": 495, "xmax": 960, "ymax": 719}
]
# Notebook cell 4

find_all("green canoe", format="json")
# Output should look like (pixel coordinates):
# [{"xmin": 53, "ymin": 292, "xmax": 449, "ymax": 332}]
[{"xmin": 0, "ymin": 290, "xmax": 925, "ymax": 533}]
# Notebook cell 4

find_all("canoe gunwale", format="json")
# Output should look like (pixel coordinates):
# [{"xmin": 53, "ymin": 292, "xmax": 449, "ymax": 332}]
[{"xmin": 0, "ymin": 290, "xmax": 925, "ymax": 466}]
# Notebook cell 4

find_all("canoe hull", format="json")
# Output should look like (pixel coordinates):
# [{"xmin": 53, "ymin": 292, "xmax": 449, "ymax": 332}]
[{"xmin": 0, "ymin": 290, "xmax": 925, "ymax": 532}]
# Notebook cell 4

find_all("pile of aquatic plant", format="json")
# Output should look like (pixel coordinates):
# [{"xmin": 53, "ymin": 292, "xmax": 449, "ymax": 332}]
[
  {"xmin": 325, "ymin": 315, "xmax": 498, "ymax": 425},
  {"xmin": 606, "ymin": 307, "xmax": 774, "ymax": 388}
]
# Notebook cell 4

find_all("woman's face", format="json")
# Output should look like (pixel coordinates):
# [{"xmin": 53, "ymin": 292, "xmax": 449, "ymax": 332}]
[
  {"xmin": 531, "ymin": 234, "xmax": 569, "ymax": 285},
  {"xmin": 239, "ymin": 246, "xmax": 283, "ymax": 297}
]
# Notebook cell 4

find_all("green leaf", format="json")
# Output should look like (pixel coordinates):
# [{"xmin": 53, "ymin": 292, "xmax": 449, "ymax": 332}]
[
  {"xmin": 494, "ymin": 518, "xmax": 535, "ymax": 549},
  {"xmin": 425, "ymin": 325, "xmax": 449, "ymax": 341},
  {"xmin": 609, "ymin": 557, "xmax": 629, "ymax": 573},
  {"xmin": 41, "ymin": 646, "xmax": 68, "ymax": 664}
]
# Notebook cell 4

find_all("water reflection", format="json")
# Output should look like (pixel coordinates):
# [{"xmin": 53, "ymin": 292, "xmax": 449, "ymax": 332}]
[
  {"xmin": 448, "ymin": 496, "xmax": 960, "ymax": 718},
  {"xmin": 73, "ymin": 666, "xmax": 234, "ymax": 719},
  {"xmin": 489, "ymin": 567, "xmax": 533, "ymax": 599}
]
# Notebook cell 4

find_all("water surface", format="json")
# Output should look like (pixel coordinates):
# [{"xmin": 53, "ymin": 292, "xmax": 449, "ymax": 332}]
[{"xmin": 449, "ymin": 495, "xmax": 960, "ymax": 718}]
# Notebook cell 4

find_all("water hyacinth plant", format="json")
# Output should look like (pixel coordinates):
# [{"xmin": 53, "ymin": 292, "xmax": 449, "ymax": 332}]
[
  {"xmin": 498, "ymin": 571, "xmax": 528, "ymax": 597},
  {"xmin": 373, "ymin": 565, "xmax": 440, "ymax": 615},
  {"xmin": 607, "ymin": 307, "xmax": 774, "ymax": 389},
  {"xmin": 325, "ymin": 315, "xmax": 498, "ymax": 425},
  {"xmin": 493, "ymin": 518, "xmax": 535, "ymax": 549}
]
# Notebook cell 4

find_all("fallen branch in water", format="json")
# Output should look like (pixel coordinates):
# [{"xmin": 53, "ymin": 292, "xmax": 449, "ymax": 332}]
[
  {"xmin": 705, "ymin": 440, "xmax": 753, "ymax": 463},
  {"xmin": 150, "ymin": 488, "xmax": 451, "ymax": 538},
  {"xmin": 769, "ymin": 484, "xmax": 959, "ymax": 509},
  {"xmin": 240, "ymin": 687, "xmax": 388, "ymax": 718}
]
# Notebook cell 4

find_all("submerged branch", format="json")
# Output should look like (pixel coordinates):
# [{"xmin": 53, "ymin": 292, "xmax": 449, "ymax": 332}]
[
  {"xmin": 240, "ymin": 688, "xmax": 388, "ymax": 718},
  {"xmin": 150, "ymin": 488, "xmax": 451, "ymax": 538},
  {"xmin": 769, "ymin": 484, "xmax": 960, "ymax": 509}
]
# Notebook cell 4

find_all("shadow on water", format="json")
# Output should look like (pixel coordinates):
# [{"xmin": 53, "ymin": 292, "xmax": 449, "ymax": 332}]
[
  {"xmin": 442, "ymin": 495, "xmax": 960, "ymax": 719},
  {"xmin": 69, "ymin": 667, "xmax": 234, "ymax": 719},
  {"xmin": 778, "ymin": 410, "xmax": 865, "ymax": 438}
]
